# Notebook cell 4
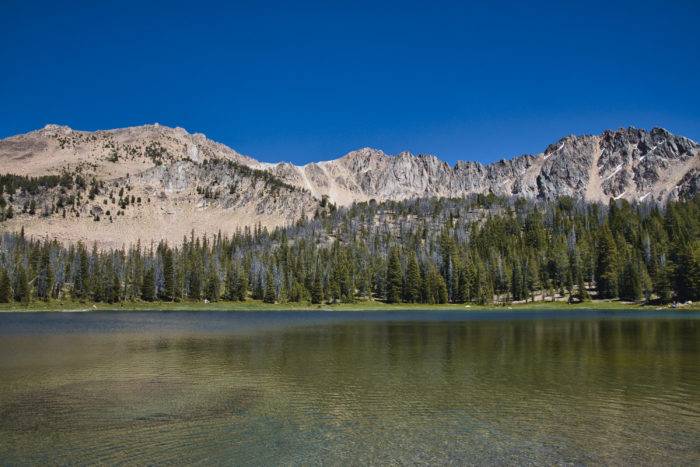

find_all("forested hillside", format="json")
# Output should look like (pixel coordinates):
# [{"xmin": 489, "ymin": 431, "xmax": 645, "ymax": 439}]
[{"xmin": 1, "ymin": 194, "xmax": 699, "ymax": 306}]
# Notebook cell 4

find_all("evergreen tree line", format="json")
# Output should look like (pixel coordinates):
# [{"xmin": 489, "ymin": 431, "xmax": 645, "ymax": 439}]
[{"xmin": 0, "ymin": 194, "xmax": 698, "ymax": 305}]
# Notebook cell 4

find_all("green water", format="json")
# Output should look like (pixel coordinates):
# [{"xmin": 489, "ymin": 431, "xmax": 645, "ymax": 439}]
[{"xmin": 0, "ymin": 311, "xmax": 698, "ymax": 465}]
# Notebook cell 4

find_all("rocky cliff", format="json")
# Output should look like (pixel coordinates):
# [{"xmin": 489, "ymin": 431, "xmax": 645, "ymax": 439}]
[
  {"xmin": 266, "ymin": 127, "xmax": 699, "ymax": 204},
  {"xmin": 0, "ymin": 124, "xmax": 697, "ymax": 246}
]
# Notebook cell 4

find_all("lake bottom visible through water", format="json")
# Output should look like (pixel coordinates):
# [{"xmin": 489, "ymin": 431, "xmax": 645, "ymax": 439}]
[{"xmin": 0, "ymin": 310, "xmax": 698, "ymax": 464}]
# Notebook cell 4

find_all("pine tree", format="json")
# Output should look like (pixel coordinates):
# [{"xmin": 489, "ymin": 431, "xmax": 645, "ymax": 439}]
[
  {"xmin": 576, "ymin": 268, "xmax": 590, "ymax": 302},
  {"xmin": 655, "ymin": 263, "xmax": 672, "ymax": 303},
  {"xmin": 225, "ymin": 264, "xmax": 238, "ymax": 300},
  {"xmin": 73, "ymin": 245, "xmax": 90, "ymax": 299},
  {"xmin": 89, "ymin": 245, "xmax": 102, "ymax": 300},
  {"xmin": 420, "ymin": 266, "xmax": 431, "ymax": 303},
  {"xmin": 236, "ymin": 265, "xmax": 248, "ymax": 301},
  {"xmin": 473, "ymin": 259, "xmax": 493, "ymax": 305},
  {"xmin": 672, "ymin": 240, "xmax": 700, "ymax": 301},
  {"xmin": 640, "ymin": 263, "xmax": 653, "ymax": 303},
  {"xmin": 253, "ymin": 273, "xmax": 264, "ymax": 300},
  {"xmin": 385, "ymin": 247, "xmax": 403, "ymax": 303},
  {"xmin": 174, "ymin": 263, "xmax": 184, "ymax": 301},
  {"xmin": 141, "ymin": 267, "xmax": 156, "ymax": 301},
  {"xmin": 263, "ymin": 271, "xmax": 276, "ymax": 303},
  {"xmin": 453, "ymin": 266, "xmax": 469, "ymax": 303},
  {"xmin": 338, "ymin": 255, "xmax": 353, "ymax": 302},
  {"xmin": 596, "ymin": 225, "xmax": 619, "ymax": 299},
  {"xmin": 111, "ymin": 270, "xmax": 121, "ymax": 303},
  {"xmin": 288, "ymin": 279, "xmax": 304, "ymax": 302},
  {"xmin": 565, "ymin": 268, "xmax": 575, "ymax": 303},
  {"xmin": 14, "ymin": 265, "xmax": 30, "ymax": 304},
  {"xmin": 0, "ymin": 268, "xmax": 11, "ymax": 303},
  {"xmin": 526, "ymin": 254, "xmax": 540, "ymax": 302},
  {"xmin": 373, "ymin": 268, "xmax": 385, "ymax": 302},
  {"xmin": 162, "ymin": 248, "xmax": 175, "ymax": 301},
  {"xmin": 619, "ymin": 259, "xmax": 642, "ymax": 302},
  {"xmin": 101, "ymin": 258, "xmax": 115, "ymax": 303},
  {"xmin": 439, "ymin": 224, "xmax": 456, "ymax": 300},
  {"xmin": 311, "ymin": 269, "xmax": 323, "ymax": 304},
  {"xmin": 434, "ymin": 269, "xmax": 448, "ymax": 304},
  {"xmin": 92, "ymin": 259, "xmax": 104, "ymax": 303},
  {"xmin": 36, "ymin": 246, "xmax": 54, "ymax": 300},
  {"xmin": 189, "ymin": 263, "xmax": 202, "ymax": 300},
  {"xmin": 328, "ymin": 262, "xmax": 341, "ymax": 303},
  {"xmin": 511, "ymin": 261, "xmax": 524, "ymax": 301},
  {"xmin": 403, "ymin": 251, "xmax": 421, "ymax": 303},
  {"xmin": 205, "ymin": 270, "xmax": 220, "ymax": 301}
]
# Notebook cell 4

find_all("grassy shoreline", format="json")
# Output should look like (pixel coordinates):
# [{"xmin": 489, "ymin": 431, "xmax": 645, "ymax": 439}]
[{"xmin": 1, "ymin": 299, "xmax": 698, "ymax": 313}]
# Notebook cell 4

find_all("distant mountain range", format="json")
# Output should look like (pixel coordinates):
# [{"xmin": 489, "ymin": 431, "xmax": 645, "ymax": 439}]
[{"xmin": 0, "ymin": 124, "xmax": 698, "ymax": 246}]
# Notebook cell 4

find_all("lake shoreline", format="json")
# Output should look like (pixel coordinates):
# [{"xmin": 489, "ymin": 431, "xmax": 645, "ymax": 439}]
[{"xmin": 1, "ymin": 299, "xmax": 698, "ymax": 313}]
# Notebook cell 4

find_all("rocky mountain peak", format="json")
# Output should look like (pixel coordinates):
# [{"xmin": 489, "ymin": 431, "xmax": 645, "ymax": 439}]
[
  {"xmin": 339, "ymin": 147, "xmax": 386, "ymax": 161},
  {"xmin": 268, "ymin": 127, "xmax": 697, "ymax": 205},
  {"xmin": 0, "ymin": 124, "xmax": 697, "ymax": 247},
  {"xmin": 40, "ymin": 124, "xmax": 73, "ymax": 135}
]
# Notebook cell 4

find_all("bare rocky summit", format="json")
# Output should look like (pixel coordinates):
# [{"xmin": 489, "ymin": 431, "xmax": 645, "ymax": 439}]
[
  {"xmin": 0, "ymin": 124, "xmax": 318, "ymax": 247},
  {"xmin": 0, "ymin": 124, "xmax": 697, "ymax": 246},
  {"xmin": 266, "ymin": 127, "xmax": 699, "ymax": 204}
]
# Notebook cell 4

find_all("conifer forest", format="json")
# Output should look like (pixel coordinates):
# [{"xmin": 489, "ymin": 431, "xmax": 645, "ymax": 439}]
[{"xmin": 1, "ymin": 194, "xmax": 699, "ymax": 306}]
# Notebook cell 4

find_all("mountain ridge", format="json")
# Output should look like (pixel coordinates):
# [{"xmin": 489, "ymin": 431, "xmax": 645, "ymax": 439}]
[
  {"xmin": 7, "ymin": 123, "xmax": 695, "ymax": 165},
  {"xmin": 0, "ymin": 123, "xmax": 698, "ymax": 247},
  {"xmin": 262, "ymin": 126, "xmax": 698, "ymax": 204}
]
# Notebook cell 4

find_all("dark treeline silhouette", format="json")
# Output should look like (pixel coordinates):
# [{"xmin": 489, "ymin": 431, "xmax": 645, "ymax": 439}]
[{"xmin": 0, "ymin": 194, "xmax": 698, "ymax": 306}]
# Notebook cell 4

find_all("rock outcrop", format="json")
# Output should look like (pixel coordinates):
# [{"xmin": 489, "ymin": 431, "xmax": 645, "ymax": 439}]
[
  {"xmin": 0, "ymin": 124, "xmax": 318, "ymax": 247},
  {"xmin": 264, "ymin": 127, "xmax": 698, "ymax": 204},
  {"xmin": 0, "ymin": 124, "xmax": 697, "ymax": 246}
]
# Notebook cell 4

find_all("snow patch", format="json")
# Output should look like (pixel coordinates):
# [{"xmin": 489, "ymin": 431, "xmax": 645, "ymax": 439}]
[
  {"xmin": 603, "ymin": 164, "xmax": 623, "ymax": 181},
  {"xmin": 613, "ymin": 191, "xmax": 627, "ymax": 200},
  {"xmin": 544, "ymin": 142, "xmax": 565, "ymax": 160},
  {"xmin": 638, "ymin": 192, "xmax": 652, "ymax": 201}
]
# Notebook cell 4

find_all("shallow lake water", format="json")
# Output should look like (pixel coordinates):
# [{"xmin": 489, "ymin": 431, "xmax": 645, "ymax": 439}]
[{"xmin": 0, "ymin": 310, "xmax": 698, "ymax": 465}]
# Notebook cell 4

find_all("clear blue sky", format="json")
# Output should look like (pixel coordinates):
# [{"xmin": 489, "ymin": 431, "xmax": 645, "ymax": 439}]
[{"xmin": 1, "ymin": 0, "xmax": 698, "ymax": 165}]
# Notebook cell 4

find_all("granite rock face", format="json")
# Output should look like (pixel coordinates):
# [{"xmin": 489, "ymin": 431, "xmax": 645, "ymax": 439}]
[
  {"xmin": 1, "ymin": 124, "xmax": 698, "ymax": 209},
  {"xmin": 264, "ymin": 127, "xmax": 698, "ymax": 204}
]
